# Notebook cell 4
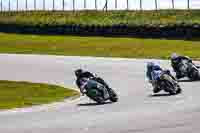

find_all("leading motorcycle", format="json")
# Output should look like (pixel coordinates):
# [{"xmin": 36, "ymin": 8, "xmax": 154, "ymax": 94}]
[{"xmin": 178, "ymin": 59, "xmax": 200, "ymax": 80}]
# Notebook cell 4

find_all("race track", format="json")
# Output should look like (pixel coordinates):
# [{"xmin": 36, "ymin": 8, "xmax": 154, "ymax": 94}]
[{"xmin": 0, "ymin": 54, "xmax": 200, "ymax": 133}]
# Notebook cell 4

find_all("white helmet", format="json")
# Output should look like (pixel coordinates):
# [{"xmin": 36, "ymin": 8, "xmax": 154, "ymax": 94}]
[{"xmin": 171, "ymin": 53, "xmax": 178, "ymax": 60}]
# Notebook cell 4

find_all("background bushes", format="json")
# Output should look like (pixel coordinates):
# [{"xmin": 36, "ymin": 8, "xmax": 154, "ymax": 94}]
[{"xmin": 0, "ymin": 10, "xmax": 200, "ymax": 39}]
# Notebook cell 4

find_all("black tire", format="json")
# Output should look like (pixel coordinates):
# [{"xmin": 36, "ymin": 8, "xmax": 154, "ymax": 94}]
[
  {"xmin": 108, "ymin": 88, "xmax": 117, "ymax": 97},
  {"xmin": 164, "ymin": 80, "xmax": 177, "ymax": 95},
  {"xmin": 95, "ymin": 97, "xmax": 105, "ymax": 104},
  {"xmin": 110, "ymin": 96, "xmax": 118, "ymax": 102},
  {"xmin": 169, "ymin": 90, "xmax": 176, "ymax": 95},
  {"xmin": 176, "ymin": 86, "xmax": 182, "ymax": 94},
  {"xmin": 188, "ymin": 63, "xmax": 200, "ymax": 80},
  {"xmin": 108, "ymin": 88, "xmax": 118, "ymax": 102},
  {"xmin": 191, "ymin": 69, "xmax": 200, "ymax": 80}
]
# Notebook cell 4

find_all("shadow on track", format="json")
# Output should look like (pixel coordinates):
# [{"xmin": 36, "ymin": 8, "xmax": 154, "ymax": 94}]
[
  {"xmin": 149, "ymin": 90, "xmax": 182, "ymax": 97},
  {"xmin": 178, "ymin": 79, "xmax": 200, "ymax": 82},
  {"xmin": 77, "ymin": 101, "xmax": 113, "ymax": 106},
  {"xmin": 148, "ymin": 93, "xmax": 173, "ymax": 97}
]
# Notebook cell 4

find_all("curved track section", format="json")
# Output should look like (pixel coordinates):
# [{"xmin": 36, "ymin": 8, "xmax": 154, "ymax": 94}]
[{"xmin": 0, "ymin": 54, "xmax": 200, "ymax": 133}]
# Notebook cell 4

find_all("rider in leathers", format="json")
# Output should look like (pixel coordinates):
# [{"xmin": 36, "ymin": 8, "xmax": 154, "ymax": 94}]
[
  {"xmin": 171, "ymin": 53, "xmax": 197, "ymax": 79},
  {"xmin": 75, "ymin": 69, "xmax": 114, "ymax": 98},
  {"xmin": 146, "ymin": 62, "xmax": 175, "ymax": 93},
  {"xmin": 146, "ymin": 62, "xmax": 163, "ymax": 93}
]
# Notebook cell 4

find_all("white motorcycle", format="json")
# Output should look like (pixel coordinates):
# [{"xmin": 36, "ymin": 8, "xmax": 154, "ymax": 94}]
[{"xmin": 178, "ymin": 59, "xmax": 200, "ymax": 80}]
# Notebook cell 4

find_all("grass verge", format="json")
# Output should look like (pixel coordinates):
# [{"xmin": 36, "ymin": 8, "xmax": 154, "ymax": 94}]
[
  {"xmin": 0, "ymin": 80, "xmax": 79, "ymax": 109},
  {"xmin": 0, "ymin": 33, "xmax": 200, "ymax": 59}
]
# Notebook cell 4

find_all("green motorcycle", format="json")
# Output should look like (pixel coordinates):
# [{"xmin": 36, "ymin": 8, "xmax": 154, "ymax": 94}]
[{"xmin": 84, "ymin": 79, "xmax": 118, "ymax": 104}]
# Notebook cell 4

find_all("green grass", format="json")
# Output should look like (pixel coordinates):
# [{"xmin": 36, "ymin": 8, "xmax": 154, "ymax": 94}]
[
  {"xmin": 0, "ymin": 33, "xmax": 200, "ymax": 59},
  {"xmin": 1, "ymin": 10, "xmax": 200, "ymax": 26},
  {"xmin": 0, "ymin": 80, "xmax": 79, "ymax": 109}
]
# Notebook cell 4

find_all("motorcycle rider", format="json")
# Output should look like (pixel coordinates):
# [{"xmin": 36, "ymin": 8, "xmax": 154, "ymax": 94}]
[
  {"xmin": 146, "ymin": 62, "xmax": 175, "ymax": 93},
  {"xmin": 74, "ymin": 69, "xmax": 114, "ymax": 98},
  {"xmin": 146, "ymin": 62, "xmax": 163, "ymax": 93},
  {"xmin": 170, "ymin": 53, "xmax": 196, "ymax": 79}
]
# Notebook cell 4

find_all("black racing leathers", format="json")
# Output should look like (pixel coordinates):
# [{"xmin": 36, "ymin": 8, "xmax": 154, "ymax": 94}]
[
  {"xmin": 171, "ymin": 56, "xmax": 192, "ymax": 79},
  {"xmin": 76, "ymin": 71, "xmax": 94, "ymax": 90}
]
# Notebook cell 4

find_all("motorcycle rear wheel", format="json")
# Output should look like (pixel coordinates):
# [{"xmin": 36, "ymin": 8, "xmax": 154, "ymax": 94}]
[
  {"xmin": 176, "ymin": 86, "xmax": 182, "ymax": 94},
  {"xmin": 110, "ymin": 96, "xmax": 118, "ymax": 102},
  {"xmin": 164, "ymin": 80, "xmax": 177, "ymax": 95},
  {"xmin": 189, "ymin": 69, "xmax": 200, "ymax": 81}
]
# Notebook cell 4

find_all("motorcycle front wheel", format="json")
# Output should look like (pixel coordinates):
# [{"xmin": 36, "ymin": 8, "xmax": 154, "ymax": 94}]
[
  {"xmin": 108, "ymin": 88, "xmax": 118, "ymax": 102},
  {"xmin": 163, "ymin": 80, "xmax": 177, "ymax": 95}
]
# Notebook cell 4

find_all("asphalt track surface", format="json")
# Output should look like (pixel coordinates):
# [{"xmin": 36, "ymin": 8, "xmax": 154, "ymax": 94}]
[{"xmin": 0, "ymin": 54, "xmax": 200, "ymax": 133}]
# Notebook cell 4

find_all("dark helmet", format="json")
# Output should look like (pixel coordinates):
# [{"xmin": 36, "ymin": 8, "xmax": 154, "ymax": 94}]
[
  {"xmin": 75, "ymin": 69, "xmax": 83, "ymax": 77},
  {"xmin": 147, "ymin": 62, "xmax": 155, "ymax": 70}
]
